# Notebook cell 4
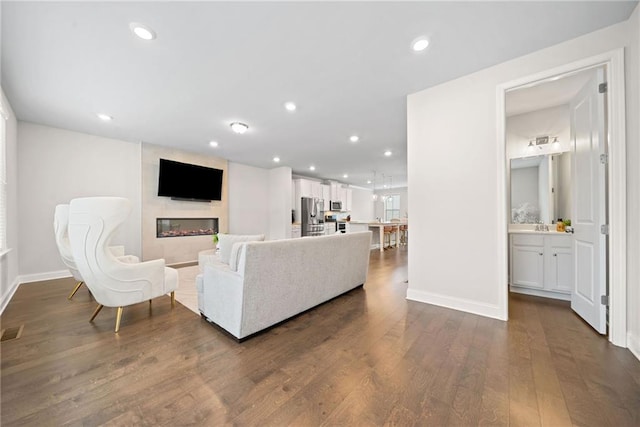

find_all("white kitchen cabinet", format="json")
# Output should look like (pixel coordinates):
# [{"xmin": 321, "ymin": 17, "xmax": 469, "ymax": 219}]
[
  {"xmin": 345, "ymin": 188, "xmax": 352, "ymax": 211},
  {"xmin": 321, "ymin": 185, "xmax": 330, "ymax": 210},
  {"xmin": 510, "ymin": 233, "xmax": 572, "ymax": 300},
  {"xmin": 330, "ymin": 182, "xmax": 341, "ymax": 201}
]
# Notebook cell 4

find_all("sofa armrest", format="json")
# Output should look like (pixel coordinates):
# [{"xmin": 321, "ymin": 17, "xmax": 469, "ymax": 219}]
[{"xmin": 201, "ymin": 264, "xmax": 245, "ymax": 338}]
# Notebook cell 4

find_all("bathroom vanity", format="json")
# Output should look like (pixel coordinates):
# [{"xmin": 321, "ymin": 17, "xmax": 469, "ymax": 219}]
[{"xmin": 509, "ymin": 229, "xmax": 573, "ymax": 301}]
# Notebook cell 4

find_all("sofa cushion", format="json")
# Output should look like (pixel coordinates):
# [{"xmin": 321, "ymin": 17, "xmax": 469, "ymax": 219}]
[
  {"xmin": 229, "ymin": 242, "xmax": 246, "ymax": 272},
  {"xmin": 217, "ymin": 233, "xmax": 265, "ymax": 264}
]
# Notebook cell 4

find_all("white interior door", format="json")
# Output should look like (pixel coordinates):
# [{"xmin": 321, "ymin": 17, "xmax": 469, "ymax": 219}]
[{"xmin": 570, "ymin": 68, "xmax": 607, "ymax": 334}]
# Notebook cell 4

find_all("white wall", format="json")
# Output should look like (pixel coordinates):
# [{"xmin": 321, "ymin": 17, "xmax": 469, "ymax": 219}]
[
  {"xmin": 268, "ymin": 166, "xmax": 293, "ymax": 240},
  {"xmin": 17, "ymin": 123, "xmax": 142, "ymax": 280},
  {"xmin": 228, "ymin": 163, "xmax": 293, "ymax": 240},
  {"xmin": 626, "ymin": 4, "xmax": 640, "ymax": 360},
  {"xmin": 374, "ymin": 186, "xmax": 408, "ymax": 220},
  {"xmin": 407, "ymin": 14, "xmax": 638, "ymax": 323},
  {"xmin": 349, "ymin": 187, "xmax": 374, "ymax": 221},
  {"xmin": 506, "ymin": 104, "xmax": 571, "ymax": 158},
  {"xmin": 228, "ymin": 162, "xmax": 269, "ymax": 235},
  {"xmin": 0, "ymin": 88, "xmax": 19, "ymax": 313}
]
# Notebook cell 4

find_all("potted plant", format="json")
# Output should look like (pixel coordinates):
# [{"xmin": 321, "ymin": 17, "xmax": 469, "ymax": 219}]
[{"xmin": 212, "ymin": 232, "xmax": 219, "ymax": 250}]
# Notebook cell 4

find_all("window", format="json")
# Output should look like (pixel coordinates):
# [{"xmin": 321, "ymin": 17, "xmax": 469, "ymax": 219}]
[
  {"xmin": 384, "ymin": 194, "xmax": 400, "ymax": 221},
  {"xmin": 0, "ymin": 110, "xmax": 6, "ymax": 251}
]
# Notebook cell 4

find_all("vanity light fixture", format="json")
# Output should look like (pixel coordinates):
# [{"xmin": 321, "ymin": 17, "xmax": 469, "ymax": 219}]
[
  {"xmin": 96, "ymin": 113, "xmax": 113, "ymax": 121},
  {"xmin": 230, "ymin": 122, "xmax": 249, "ymax": 134},
  {"xmin": 209, "ymin": 141, "xmax": 219, "ymax": 148},
  {"xmin": 130, "ymin": 23, "xmax": 156, "ymax": 41}
]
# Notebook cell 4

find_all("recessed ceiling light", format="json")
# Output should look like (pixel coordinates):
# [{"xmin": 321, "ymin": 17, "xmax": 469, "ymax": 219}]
[
  {"xmin": 367, "ymin": 180, "xmax": 372, "ymax": 184},
  {"xmin": 309, "ymin": 165, "xmax": 316, "ymax": 171},
  {"xmin": 384, "ymin": 150, "xmax": 392, "ymax": 157},
  {"xmin": 284, "ymin": 102, "xmax": 297, "ymax": 112},
  {"xmin": 130, "ymin": 23, "xmax": 156, "ymax": 41},
  {"xmin": 384, "ymin": 184, "xmax": 388, "ymax": 189},
  {"xmin": 96, "ymin": 113, "xmax": 113, "ymax": 121},
  {"xmin": 209, "ymin": 141, "xmax": 219, "ymax": 147},
  {"xmin": 273, "ymin": 156, "xmax": 280, "ymax": 163},
  {"xmin": 412, "ymin": 37, "xmax": 429, "ymax": 52},
  {"xmin": 230, "ymin": 122, "xmax": 249, "ymax": 134},
  {"xmin": 343, "ymin": 174, "xmax": 348, "ymax": 179},
  {"xmin": 349, "ymin": 135, "xmax": 359, "ymax": 143}
]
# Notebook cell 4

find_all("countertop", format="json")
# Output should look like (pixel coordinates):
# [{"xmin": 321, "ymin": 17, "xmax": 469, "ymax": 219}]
[{"xmin": 348, "ymin": 220, "xmax": 407, "ymax": 226}]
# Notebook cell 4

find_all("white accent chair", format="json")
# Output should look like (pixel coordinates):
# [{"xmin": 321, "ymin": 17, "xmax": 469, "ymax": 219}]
[
  {"xmin": 54, "ymin": 204, "xmax": 139, "ymax": 299},
  {"xmin": 68, "ymin": 197, "xmax": 178, "ymax": 333}
]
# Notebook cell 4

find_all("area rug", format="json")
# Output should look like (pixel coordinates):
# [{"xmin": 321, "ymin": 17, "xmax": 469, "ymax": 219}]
[{"xmin": 174, "ymin": 265, "xmax": 200, "ymax": 315}]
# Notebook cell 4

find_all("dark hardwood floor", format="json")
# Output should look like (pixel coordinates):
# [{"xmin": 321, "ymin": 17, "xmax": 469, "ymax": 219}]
[{"xmin": 2, "ymin": 247, "xmax": 639, "ymax": 426}]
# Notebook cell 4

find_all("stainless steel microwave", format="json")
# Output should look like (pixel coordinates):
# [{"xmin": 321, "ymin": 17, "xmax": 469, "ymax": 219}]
[{"xmin": 330, "ymin": 200, "xmax": 342, "ymax": 211}]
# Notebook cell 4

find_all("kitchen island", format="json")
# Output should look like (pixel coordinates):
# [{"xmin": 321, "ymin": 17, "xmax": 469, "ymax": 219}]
[{"xmin": 348, "ymin": 220, "xmax": 407, "ymax": 252}]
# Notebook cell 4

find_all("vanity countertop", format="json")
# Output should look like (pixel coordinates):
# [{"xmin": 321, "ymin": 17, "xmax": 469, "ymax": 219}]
[{"xmin": 509, "ymin": 229, "xmax": 570, "ymax": 235}]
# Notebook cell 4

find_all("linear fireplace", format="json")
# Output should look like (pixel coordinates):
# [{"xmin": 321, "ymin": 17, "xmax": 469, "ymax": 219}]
[{"xmin": 156, "ymin": 218, "xmax": 218, "ymax": 238}]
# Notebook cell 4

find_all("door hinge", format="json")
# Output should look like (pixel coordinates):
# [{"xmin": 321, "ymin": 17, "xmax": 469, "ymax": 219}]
[
  {"xmin": 601, "ymin": 295, "xmax": 609, "ymax": 306},
  {"xmin": 600, "ymin": 224, "xmax": 609, "ymax": 235},
  {"xmin": 600, "ymin": 153, "xmax": 608, "ymax": 164},
  {"xmin": 599, "ymin": 82, "xmax": 608, "ymax": 93}
]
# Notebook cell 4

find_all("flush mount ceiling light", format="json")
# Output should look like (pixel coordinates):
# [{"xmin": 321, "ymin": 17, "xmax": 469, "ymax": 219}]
[
  {"xmin": 130, "ymin": 22, "xmax": 156, "ymax": 41},
  {"xmin": 96, "ymin": 113, "xmax": 113, "ymax": 121},
  {"xmin": 209, "ymin": 141, "xmax": 219, "ymax": 147},
  {"xmin": 384, "ymin": 150, "xmax": 392, "ymax": 157},
  {"xmin": 349, "ymin": 135, "xmax": 359, "ymax": 143},
  {"xmin": 284, "ymin": 102, "xmax": 297, "ymax": 112},
  {"xmin": 273, "ymin": 156, "xmax": 280, "ymax": 163},
  {"xmin": 412, "ymin": 37, "xmax": 430, "ymax": 52},
  {"xmin": 309, "ymin": 165, "xmax": 316, "ymax": 171},
  {"xmin": 230, "ymin": 122, "xmax": 249, "ymax": 134}
]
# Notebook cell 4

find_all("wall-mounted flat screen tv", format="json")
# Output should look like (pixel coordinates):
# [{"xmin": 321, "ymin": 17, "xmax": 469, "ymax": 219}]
[{"xmin": 158, "ymin": 158, "xmax": 223, "ymax": 201}]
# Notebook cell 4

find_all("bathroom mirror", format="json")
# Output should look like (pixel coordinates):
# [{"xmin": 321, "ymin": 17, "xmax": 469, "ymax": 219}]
[{"xmin": 510, "ymin": 152, "xmax": 571, "ymax": 224}]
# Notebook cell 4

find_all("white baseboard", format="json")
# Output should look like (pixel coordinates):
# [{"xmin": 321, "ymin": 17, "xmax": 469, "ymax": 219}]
[
  {"xmin": 509, "ymin": 286, "xmax": 571, "ymax": 301},
  {"xmin": 0, "ymin": 277, "xmax": 20, "ymax": 315},
  {"xmin": 406, "ymin": 288, "xmax": 506, "ymax": 321},
  {"xmin": 18, "ymin": 270, "xmax": 72, "ymax": 285},
  {"xmin": 628, "ymin": 332, "xmax": 640, "ymax": 362}
]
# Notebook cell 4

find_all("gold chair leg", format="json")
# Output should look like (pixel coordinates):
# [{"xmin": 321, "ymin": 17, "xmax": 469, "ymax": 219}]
[
  {"xmin": 171, "ymin": 291, "xmax": 175, "ymax": 307},
  {"xmin": 114, "ymin": 307, "xmax": 124, "ymax": 333},
  {"xmin": 68, "ymin": 281, "xmax": 84, "ymax": 300},
  {"xmin": 89, "ymin": 304, "xmax": 104, "ymax": 322}
]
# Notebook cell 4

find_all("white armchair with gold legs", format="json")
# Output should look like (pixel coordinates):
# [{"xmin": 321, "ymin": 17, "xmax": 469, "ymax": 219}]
[
  {"xmin": 68, "ymin": 197, "xmax": 178, "ymax": 333},
  {"xmin": 54, "ymin": 204, "xmax": 139, "ymax": 300}
]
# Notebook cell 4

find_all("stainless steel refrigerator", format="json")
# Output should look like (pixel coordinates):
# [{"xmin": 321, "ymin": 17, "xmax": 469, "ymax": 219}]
[{"xmin": 301, "ymin": 197, "xmax": 325, "ymax": 237}]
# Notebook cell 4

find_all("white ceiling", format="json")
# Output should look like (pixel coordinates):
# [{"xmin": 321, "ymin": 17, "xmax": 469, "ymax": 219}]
[{"xmin": 2, "ymin": 1, "xmax": 637, "ymax": 189}]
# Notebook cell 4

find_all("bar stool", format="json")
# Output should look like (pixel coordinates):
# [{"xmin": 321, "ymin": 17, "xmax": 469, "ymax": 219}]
[
  {"xmin": 399, "ymin": 224, "xmax": 408, "ymax": 245},
  {"xmin": 383, "ymin": 226, "xmax": 397, "ymax": 249}
]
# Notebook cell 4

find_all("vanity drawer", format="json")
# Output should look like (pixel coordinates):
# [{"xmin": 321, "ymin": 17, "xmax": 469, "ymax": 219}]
[
  {"xmin": 547, "ymin": 234, "xmax": 572, "ymax": 248},
  {"xmin": 511, "ymin": 234, "xmax": 544, "ymax": 247}
]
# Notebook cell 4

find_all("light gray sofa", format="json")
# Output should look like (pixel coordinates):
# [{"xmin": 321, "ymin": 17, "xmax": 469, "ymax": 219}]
[{"xmin": 197, "ymin": 231, "xmax": 372, "ymax": 340}]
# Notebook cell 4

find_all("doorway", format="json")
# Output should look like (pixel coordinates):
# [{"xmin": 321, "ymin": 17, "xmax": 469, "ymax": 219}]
[{"xmin": 497, "ymin": 50, "xmax": 627, "ymax": 347}]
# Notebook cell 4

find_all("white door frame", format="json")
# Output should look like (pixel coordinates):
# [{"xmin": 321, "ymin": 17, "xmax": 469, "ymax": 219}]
[{"xmin": 496, "ymin": 49, "xmax": 627, "ymax": 347}]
